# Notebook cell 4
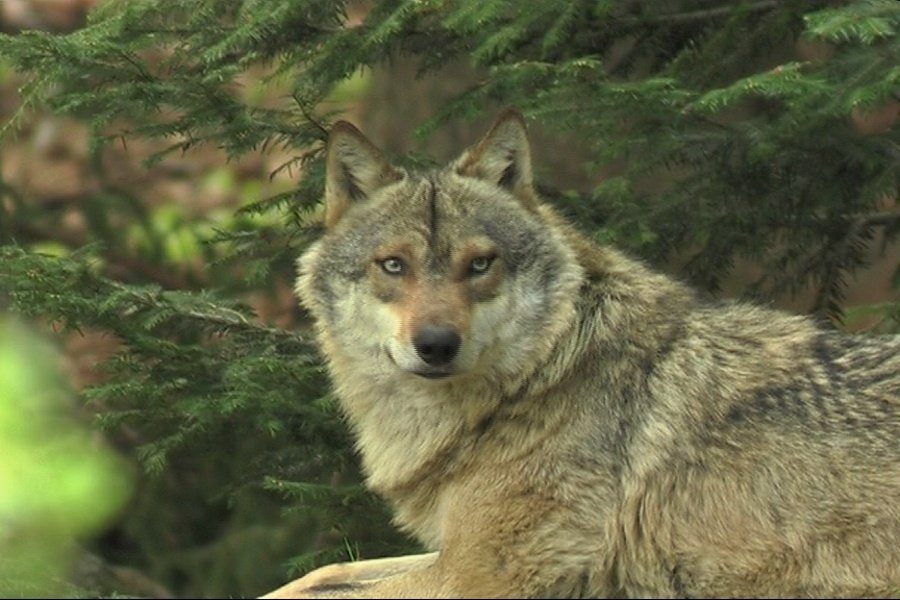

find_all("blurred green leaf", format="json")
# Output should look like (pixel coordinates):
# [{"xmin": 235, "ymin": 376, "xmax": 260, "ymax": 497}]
[{"xmin": 0, "ymin": 317, "xmax": 132, "ymax": 597}]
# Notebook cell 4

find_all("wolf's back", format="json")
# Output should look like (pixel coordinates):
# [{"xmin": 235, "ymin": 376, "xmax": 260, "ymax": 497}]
[{"xmin": 598, "ymin": 286, "xmax": 900, "ymax": 597}]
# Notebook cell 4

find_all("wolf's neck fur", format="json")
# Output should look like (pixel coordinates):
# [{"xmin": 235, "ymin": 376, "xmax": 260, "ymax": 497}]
[
  {"xmin": 321, "ymin": 276, "xmax": 585, "ymax": 497},
  {"xmin": 318, "ymin": 206, "xmax": 696, "ymax": 546}
]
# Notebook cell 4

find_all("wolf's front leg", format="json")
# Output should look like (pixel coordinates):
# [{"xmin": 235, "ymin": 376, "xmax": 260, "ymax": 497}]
[
  {"xmin": 260, "ymin": 552, "xmax": 439, "ymax": 599},
  {"xmin": 259, "ymin": 545, "xmax": 563, "ymax": 598}
]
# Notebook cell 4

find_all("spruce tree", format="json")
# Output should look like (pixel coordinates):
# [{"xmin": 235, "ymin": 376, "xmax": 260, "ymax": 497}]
[{"xmin": 0, "ymin": 0, "xmax": 897, "ymax": 597}]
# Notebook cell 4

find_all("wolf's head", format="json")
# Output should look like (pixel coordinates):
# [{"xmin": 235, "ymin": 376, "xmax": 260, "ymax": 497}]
[{"xmin": 296, "ymin": 110, "xmax": 583, "ymax": 388}]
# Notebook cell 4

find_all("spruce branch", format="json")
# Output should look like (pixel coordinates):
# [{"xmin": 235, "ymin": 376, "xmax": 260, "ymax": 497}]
[
  {"xmin": 617, "ymin": 0, "xmax": 784, "ymax": 26},
  {"xmin": 8, "ymin": 214, "xmax": 197, "ymax": 290},
  {"xmin": 0, "ymin": 246, "xmax": 312, "ymax": 351}
]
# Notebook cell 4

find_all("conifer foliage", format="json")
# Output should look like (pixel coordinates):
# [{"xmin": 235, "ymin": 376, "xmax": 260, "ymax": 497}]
[{"xmin": 0, "ymin": 0, "xmax": 897, "ymax": 597}]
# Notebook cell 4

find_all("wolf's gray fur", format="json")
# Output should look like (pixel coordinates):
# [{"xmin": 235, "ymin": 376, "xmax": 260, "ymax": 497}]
[{"xmin": 262, "ymin": 110, "xmax": 900, "ymax": 599}]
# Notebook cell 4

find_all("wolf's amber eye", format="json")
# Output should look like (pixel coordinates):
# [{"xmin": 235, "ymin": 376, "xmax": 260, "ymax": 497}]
[
  {"xmin": 469, "ymin": 255, "xmax": 495, "ymax": 275},
  {"xmin": 380, "ymin": 257, "xmax": 406, "ymax": 275}
]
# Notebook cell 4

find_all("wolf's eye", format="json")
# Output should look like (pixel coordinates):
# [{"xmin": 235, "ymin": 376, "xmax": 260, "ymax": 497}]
[
  {"xmin": 469, "ymin": 255, "xmax": 495, "ymax": 275},
  {"xmin": 380, "ymin": 257, "xmax": 406, "ymax": 275}
]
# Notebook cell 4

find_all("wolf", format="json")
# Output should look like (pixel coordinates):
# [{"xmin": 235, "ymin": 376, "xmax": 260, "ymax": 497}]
[{"xmin": 262, "ymin": 109, "xmax": 900, "ymax": 598}]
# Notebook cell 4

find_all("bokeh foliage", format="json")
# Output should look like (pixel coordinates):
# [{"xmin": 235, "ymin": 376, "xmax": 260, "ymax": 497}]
[{"xmin": 0, "ymin": 317, "xmax": 131, "ymax": 597}]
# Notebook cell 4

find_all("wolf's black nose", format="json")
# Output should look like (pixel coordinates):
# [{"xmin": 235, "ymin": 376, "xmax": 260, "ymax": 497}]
[{"xmin": 413, "ymin": 326, "xmax": 461, "ymax": 366}]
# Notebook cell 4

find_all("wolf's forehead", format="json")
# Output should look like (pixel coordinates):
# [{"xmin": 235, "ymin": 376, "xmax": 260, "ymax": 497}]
[
  {"xmin": 387, "ymin": 172, "xmax": 543, "ymax": 268},
  {"xmin": 368, "ymin": 174, "xmax": 434, "ymax": 242},
  {"xmin": 407, "ymin": 170, "xmax": 492, "ymax": 224},
  {"xmin": 382, "ymin": 172, "xmax": 484, "ymax": 239},
  {"xmin": 324, "ymin": 171, "xmax": 546, "ymax": 277}
]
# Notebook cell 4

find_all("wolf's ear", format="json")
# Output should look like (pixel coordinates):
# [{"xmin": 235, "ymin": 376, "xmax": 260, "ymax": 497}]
[
  {"xmin": 455, "ymin": 108, "xmax": 537, "ymax": 211},
  {"xmin": 324, "ymin": 121, "xmax": 403, "ymax": 229}
]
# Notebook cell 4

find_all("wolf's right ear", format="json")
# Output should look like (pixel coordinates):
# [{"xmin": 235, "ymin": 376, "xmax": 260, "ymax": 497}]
[
  {"xmin": 324, "ymin": 121, "xmax": 403, "ymax": 230},
  {"xmin": 454, "ymin": 109, "xmax": 538, "ymax": 211}
]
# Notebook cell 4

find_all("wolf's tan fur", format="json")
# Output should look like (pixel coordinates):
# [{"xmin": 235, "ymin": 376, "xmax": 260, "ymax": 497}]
[{"xmin": 262, "ymin": 110, "xmax": 900, "ymax": 598}]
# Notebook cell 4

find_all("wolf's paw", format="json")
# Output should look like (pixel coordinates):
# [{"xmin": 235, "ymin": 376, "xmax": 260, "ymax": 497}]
[{"xmin": 260, "ymin": 563, "xmax": 362, "ymax": 599}]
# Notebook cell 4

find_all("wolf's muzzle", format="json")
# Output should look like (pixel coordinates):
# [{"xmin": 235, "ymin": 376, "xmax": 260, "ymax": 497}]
[{"xmin": 413, "ymin": 325, "xmax": 461, "ymax": 367}]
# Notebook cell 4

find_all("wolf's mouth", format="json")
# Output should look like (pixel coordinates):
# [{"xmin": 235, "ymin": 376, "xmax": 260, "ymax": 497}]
[
  {"xmin": 413, "ymin": 370, "xmax": 454, "ymax": 379},
  {"xmin": 385, "ymin": 347, "xmax": 455, "ymax": 379}
]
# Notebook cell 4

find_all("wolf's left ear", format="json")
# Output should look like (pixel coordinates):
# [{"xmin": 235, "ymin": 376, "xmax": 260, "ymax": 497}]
[
  {"xmin": 324, "ymin": 121, "xmax": 403, "ymax": 229},
  {"xmin": 455, "ymin": 108, "xmax": 537, "ymax": 211}
]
